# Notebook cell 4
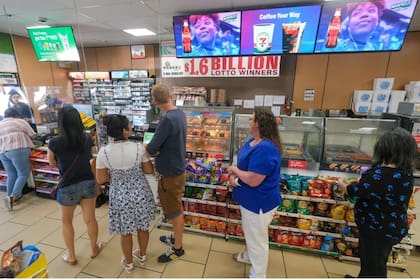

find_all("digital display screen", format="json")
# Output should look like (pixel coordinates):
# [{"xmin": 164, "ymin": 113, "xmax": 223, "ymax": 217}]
[
  {"xmin": 314, "ymin": 0, "xmax": 418, "ymax": 53},
  {"xmin": 110, "ymin": 70, "xmax": 129, "ymax": 79},
  {"xmin": 240, "ymin": 5, "xmax": 322, "ymax": 55},
  {"xmin": 173, "ymin": 11, "xmax": 241, "ymax": 58},
  {"xmin": 27, "ymin": 26, "xmax": 80, "ymax": 62}
]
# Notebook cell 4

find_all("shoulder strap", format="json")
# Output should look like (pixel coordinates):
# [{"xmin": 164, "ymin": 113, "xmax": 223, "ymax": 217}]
[{"xmin": 103, "ymin": 147, "xmax": 113, "ymax": 169}]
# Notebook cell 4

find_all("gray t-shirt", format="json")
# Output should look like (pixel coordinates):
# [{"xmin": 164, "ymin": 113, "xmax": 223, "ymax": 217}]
[{"xmin": 146, "ymin": 108, "xmax": 186, "ymax": 177}]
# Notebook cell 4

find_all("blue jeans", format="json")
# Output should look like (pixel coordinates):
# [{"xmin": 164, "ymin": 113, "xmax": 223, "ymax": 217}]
[{"xmin": 0, "ymin": 148, "xmax": 31, "ymax": 198}]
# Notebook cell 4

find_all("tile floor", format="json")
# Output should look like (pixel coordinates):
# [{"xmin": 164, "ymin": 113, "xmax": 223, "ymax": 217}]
[{"xmin": 1, "ymin": 191, "xmax": 420, "ymax": 278}]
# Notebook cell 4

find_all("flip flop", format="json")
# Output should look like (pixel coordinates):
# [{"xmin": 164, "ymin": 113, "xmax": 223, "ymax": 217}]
[
  {"xmin": 90, "ymin": 242, "xmax": 103, "ymax": 259},
  {"xmin": 62, "ymin": 253, "xmax": 78, "ymax": 265},
  {"xmin": 232, "ymin": 251, "xmax": 251, "ymax": 264}
]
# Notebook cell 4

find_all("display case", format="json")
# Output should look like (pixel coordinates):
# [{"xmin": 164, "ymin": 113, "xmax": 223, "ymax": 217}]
[
  {"xmin": 322, "ymin": 118, "xmax": 398, "ymax": 174},
  {"xmin": 184, "ymin": 106, "xmax": 234, "ymax": 161},
  {"xmin": 233, "ymin": 115, "xmax": 324, "ymax": 170}
]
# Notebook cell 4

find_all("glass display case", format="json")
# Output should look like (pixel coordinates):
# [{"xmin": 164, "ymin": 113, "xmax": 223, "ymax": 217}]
[
  {"xmin": 322, "ymin": 118, "xmax": 398, "ymax": 174},
  {"xmin": 184, "ymin": 106, "xmax": 234, "ymax": 161},
  {"xmin": 233, "ymin": 115, "xmax": 324, "ymax": 170}
]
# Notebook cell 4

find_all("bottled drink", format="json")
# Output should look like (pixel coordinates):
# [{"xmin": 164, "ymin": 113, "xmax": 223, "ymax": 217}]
[
  {"xmin": 182, "ymin": 19, "xmax": 192, "ymax": 53},
  {"xmin": 325, "ymin": 8, "xmax": 342, "ymax": 48}
]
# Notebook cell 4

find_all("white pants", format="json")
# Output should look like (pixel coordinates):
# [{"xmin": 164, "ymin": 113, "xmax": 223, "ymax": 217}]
[{"xmin": 240, "ymin": 205, "xmax": 276, "ymax": 278}]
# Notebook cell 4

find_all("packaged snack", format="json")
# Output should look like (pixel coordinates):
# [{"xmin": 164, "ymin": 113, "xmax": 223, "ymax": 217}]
[
  {"xmin": 275, "ymin": 230, "xmax": 290, "ymax": 245},
  {"xmin": 296, "ymin": 200, "xmax": 311, "ymax": 215},
  {"xmin": 287, "ymin": 178, "xmax": 301, "ymax": 195},
  {"xmin": 320, "ymin": 236, "xmax": 335, "ymax": 252},
  {"xmin": 345, "ymin": 207, "xmax": 355, "ymax": 222},
  {"xmin": 314, "ymin": 202, "xmax": 329, "ymax": 217},
  {"xmin": 280, "ymin": 198, "xmax": 296, "ymax": 213},
  {"xmin": 303, "ymin": 234, "xmax": 323, "ymax": 250},
  {"xmin": 296, "ymin": 218, "xmax": 311, "ymax": 230},
  {"xmin": 330, "ymin": 204, "xmax": 347, "ymax": 220},
  {"xmin": 288, "ymin": 232, "xmax": 304, "ymax": 246}
]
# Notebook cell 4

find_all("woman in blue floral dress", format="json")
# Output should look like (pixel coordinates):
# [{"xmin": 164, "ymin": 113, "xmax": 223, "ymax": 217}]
[{"xmin": 96, "ymin": 114, "xmax": 156, "ymax": 273}]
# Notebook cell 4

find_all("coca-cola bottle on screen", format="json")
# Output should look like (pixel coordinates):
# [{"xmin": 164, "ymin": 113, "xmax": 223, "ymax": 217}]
[
  {"xmin": 326, "ymin": 7, "xmax": 342, "ymax": 48},
  {"xmin": 182, "ymin": 19, "xmax": 192, "ymax": 53}
]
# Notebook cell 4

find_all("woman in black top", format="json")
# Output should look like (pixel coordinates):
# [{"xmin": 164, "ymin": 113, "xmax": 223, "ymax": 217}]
[
  {"xmin": 339, "ymin": 127, "xmax": 417, "ymax": 278},
  {"xmin": 47, "ymin": 106, "xmax": 101, "ymax": 265}
]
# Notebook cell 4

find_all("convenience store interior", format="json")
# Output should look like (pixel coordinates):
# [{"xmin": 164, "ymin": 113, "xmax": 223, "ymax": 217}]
[
  {"xmin": 2, "ymin": 0, "xmax": 420, "ymax": 278},
  {"xmin": 1, "ymin": 192, "xmax": 420, "ymax": 278}
]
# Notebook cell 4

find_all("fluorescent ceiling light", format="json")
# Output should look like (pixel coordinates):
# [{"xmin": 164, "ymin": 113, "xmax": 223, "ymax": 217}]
[
  {"xmin": 123, "ymin": 28, "xmax": 156, "ymax": 36},
  {"xmin": 27, "ymin": 25, "xmax": 51, "ymax": 29}
]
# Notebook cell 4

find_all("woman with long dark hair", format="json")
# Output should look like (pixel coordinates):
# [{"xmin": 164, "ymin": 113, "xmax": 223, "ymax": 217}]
[{"xmin": 47, "ymin": 106, "xmax": 101, "ymax": 265}]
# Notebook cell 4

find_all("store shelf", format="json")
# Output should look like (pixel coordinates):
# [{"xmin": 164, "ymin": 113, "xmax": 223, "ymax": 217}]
[
  {"xmin": 269, "ymin": 224, "xmax": 342, "ymax": 238},
  {"xmin": 30, "ymin": 158, "xmax": 49, "ymax": 163},
  {"xmin": 186, "ymin": 182, "xmax": 228, "ymax": 191},
  {"xmin": 282, "ymin": 194, "xmax": 350, "ymax": 205},
  {"xmin": 32, "ymin": 168, "xmax": 60, "ymax": 175},
  {"xmin": 183, "ymin": 211, "xmax": 227, "ymax": 222},
  {"xmin": 182, "ymin": 197, "xmax": 226, "ymax": 207},
  {"xmin": 227, "ymin": 235, "xmax": 339, "ymax": 257},
  {"xmin": 33, "ymin": 177, "xmax": 59, "ymax": 184},
  {"xmin": 276, "ymin": 211, "xmax": 347, "ymax": 224},
  {"xmin": 159, "ymin": 222, "xmax": 225, "ymax": 238}
]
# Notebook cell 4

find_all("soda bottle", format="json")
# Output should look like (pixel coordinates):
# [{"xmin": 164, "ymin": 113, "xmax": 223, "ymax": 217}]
[
  {"xmin": 182, "ymin": 19, "xmax": 192, "ymax": 53},
  {"xmin": 325, "ymin": 7, "xmax": 342, "ymax": 48}
]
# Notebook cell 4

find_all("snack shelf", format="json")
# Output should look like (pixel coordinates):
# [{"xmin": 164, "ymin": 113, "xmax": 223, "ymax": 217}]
[
  {"xmin": 33, "ymin": 177, "xmax": 59, "ymax": 184},
  {"xmin": 227, "ymin": 204, "xmax": 240, "ymax": 210},
  {"xmin": 183, "ymin": 211, "xmax": 227, "ymax": 222},
  {"xmin": 282, "ymin": 194, "xmax": 350, "ymax": 205},
  {"xmin": 227, "ymin": 235, "xmax": 339, "ymax": 257},
  {"xmin": 182, "ymin": 197, "xmax": 226, "ymax": 207},
  {"xmin": 158, "ymin": 222, "xmax": 226, "ymax": 238},
  {"xmin": 186, "ymin": 182, "xmax": 228, "ymax": 191},
  {"xmin": 30, "ymin": 158, "xmax": 49, "ymax": 163},
  {"xmin": 32, "ymin": 168, "xmax": 60, "ymax": 175},
  {"xmin": 276, "ymin": 211, "xmax": 347, "ymax": 224},
  {"xmin": 268, "ymin": 224, "xmax": 342, "ymax": 238},
  {"xmin": 0, "ymin": 170, "xmax": 7, "ymax": 177}
]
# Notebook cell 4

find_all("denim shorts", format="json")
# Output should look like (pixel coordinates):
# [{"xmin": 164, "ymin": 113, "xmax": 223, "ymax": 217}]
[{"xmin": 56, "ymin": 179, "xmax": 97, "ymax": 206}]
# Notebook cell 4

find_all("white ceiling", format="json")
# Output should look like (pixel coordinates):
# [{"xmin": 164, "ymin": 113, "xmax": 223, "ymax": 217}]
[{"xmin": 0, "ymin": 0, "xmax": 419, "ymax": 47}]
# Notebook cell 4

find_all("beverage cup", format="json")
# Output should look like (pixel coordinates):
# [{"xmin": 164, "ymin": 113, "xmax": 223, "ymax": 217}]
[
  {"xmin": 253, "ymin": 23, "xmax": 275, "ymax": 54},
  {"xmin": 282, "ymin": 22, "xmax": 306, "ymax": 53}
]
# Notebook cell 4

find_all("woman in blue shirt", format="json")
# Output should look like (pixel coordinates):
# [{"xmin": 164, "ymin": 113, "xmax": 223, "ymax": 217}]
[{"xmin": 228, "ymin": 108, "xmax": 282, "ymax": 278}]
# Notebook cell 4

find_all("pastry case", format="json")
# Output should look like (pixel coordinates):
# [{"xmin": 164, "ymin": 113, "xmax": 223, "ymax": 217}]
[
  {"xmin": 322, "ymin": 118, "xmax": 398, "ymax": 173},
  {"xmin": 184, "ymin": 106, "xmax": 234, "ymax": 161},
  {"xmin": 233, "ymin": 115, "xmax": 324, "ymax": 170}
]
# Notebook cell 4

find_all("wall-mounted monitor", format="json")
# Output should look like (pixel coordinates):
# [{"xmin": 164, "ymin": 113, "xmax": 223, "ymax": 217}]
[
  {"xmin": 314, "ymin": 0, "xmax": 418, "ymax": 53},
  {"xmin": 173, "ymin": 11, "xmax": 241, "ymax": 58},
  {"xmin": 110, "ymin": 70, "xmax": 129, "ymax": 79},
  {"xmin": 240, "ymin": 5, "xmax": 322, "ymax": 55},
  {"xmin": 27, "ymin": 26, "xmax": 80, "ymax": 61},
  {"xmin": 129, "ymin": 70, "xmax": 148, "ymax": 79}
]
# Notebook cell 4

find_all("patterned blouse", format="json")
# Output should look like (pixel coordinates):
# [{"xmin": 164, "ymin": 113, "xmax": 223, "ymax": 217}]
[
  {"xmin": 0, "ymin": 117, "xmax": 35, "ymax": 154},
  {"xmin": 347, "ymin": 164, "xmax": 413, "ymax": 244}
]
